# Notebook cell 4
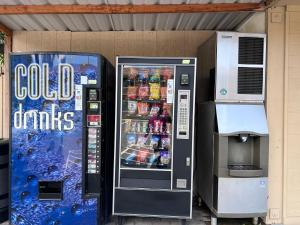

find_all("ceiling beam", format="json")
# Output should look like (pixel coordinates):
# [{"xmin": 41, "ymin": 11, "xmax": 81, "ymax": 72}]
[
  {"xmin": 0, "ymin": 22, "xmax": 12, "ymax": 36},
  {"xmin": 0, "ymin": 3, "xmax": 264, "ymax": 15}
]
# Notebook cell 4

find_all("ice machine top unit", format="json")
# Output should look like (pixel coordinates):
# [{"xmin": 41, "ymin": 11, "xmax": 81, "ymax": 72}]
[
  {"xmin": 10, "ymin": 52, "xmax": 115, "ymax": 225},
  {"xmin": 113, "ymin": 56, "xmax": 196, "ymax": 220},
  {"xmin": 197, "ymin": 31, "xmax": 266, "ymax": 103}
]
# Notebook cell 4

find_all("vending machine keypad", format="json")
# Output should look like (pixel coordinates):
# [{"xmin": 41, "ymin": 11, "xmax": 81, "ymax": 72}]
[{"xmin": 177, "ymin": 90, "xmax": 190, "ymax": 139}]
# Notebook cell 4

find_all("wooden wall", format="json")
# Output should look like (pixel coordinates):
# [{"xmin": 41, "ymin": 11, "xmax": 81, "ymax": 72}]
[
  {"xmin": 12, "ymin": 31, "xmax": 213, "ymax": 65},
  {"xmin": 267, "ymin": 5, "xmax": 300, "ymax": 225},
  {"xmin": 283, "ymin": 5, "xmax": 300, "ymax": 225}
]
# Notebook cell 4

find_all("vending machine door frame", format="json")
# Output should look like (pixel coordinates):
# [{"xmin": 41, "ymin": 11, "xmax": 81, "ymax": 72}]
[{"xmin": 113, "ymin": 56, "xmax": 197, "ymax": 219}]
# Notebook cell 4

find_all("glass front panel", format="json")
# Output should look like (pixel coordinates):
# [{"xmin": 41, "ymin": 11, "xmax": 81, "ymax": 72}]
[{"xmin": 120, "ymin": 65, "xmax": 175, "ymax": 169}]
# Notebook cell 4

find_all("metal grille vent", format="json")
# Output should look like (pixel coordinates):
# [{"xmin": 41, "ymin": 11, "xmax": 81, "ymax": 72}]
[
  {"xmin": 238, "ymin": 37, "xmax": 264, "ymax": 65},
  {"xmin": 238, "ymin": 67, "xmax": 263, "ymax": 95}
]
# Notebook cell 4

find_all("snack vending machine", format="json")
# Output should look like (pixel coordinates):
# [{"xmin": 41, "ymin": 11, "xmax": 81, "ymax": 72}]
[
  {"xmin": 10, "ymin": 52, "xmax": 115, "ymax": 225},
  {"xmin": 113, "ymin": 57, "xmax": 196, "ymax": 223}
]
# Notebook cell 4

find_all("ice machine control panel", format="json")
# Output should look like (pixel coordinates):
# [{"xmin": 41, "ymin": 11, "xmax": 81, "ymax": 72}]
[{"xmin": 177, "ymin": 90, "xmax": 190, "ymax": 139}]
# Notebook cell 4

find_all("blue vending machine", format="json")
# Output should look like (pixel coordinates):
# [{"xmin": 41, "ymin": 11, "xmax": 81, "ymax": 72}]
[{"xmin": 9, "ymin": 52, "xmax": 115, "ymax": 225}]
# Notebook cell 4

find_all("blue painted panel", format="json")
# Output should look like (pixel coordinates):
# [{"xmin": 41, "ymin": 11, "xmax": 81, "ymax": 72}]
[{"xmin": 10, "ymin": 53, "xmax": 99, "ymax": 225}]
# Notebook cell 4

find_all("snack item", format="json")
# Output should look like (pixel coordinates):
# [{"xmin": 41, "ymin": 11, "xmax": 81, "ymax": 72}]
[
  {"xmin": 162, "ymin": 103, "xmax": 172, "ymax": 116},
  {"xmin": 127, "ymin": 86, "xmax": 137, "ymax": 100},
  {"xmin": 131, "ymin": 121, "xmax": 137, "ymax": 132},
  {"xmin": 150, "ymin": 135, "xmax": 160, "ymax": 148},
  {"xmin": 150, "ymin": 68, "xmax": 161, "ymax": 83},
  {"xmin": 128, "ymin": 101, "xmax": 137, "ymax": 115},
  {"xmin": 162, "ymin": 67, "xmax": 173, "ymax": 80},
  {"xmin": 127, "ymin": 134, "xmax": 137, "ymax": 145},
  {"xmin": 124, "ymin": 119, "xmax": 132, "ymax": 132},
  {"xmin": 149, "ymin": 104, "xmax": 161, "ymax": 116},
  {"xmin": 161, "ymin": 137, "xmax": 170, "ymax": 149},
  {"xmin": 149, "ymin": 83, "xmax": 160, "ymax": 100},
  {"xmin": 160, "ymin": 151, "xmax": 170, "ymax": 165},
  {"xmin": 160, "ymin": 87, "xmax": 167, "ymax": 100},
  {"xmin": 128, "ymin": 67, "xmax": 138, "ymax": 80},
  {"xmin": 166, "ymin": 123, "xmax": 172, "ymax": 134},
  {"xmin": 153, "ymin": 119, "xmax": 163, "ymax": 134},
  {"xmin": 141, "ymin": 121, "xmax": 148, "ymax": 133},
  {"xmin": 137, "ymin": 135, "xmax": 148, "ymax": 146},
  {"xmin": 138, "ymin": 68, "xmax": 150, "ymax": 82},
  {"xmin": 138, "ymin": 84, "xmax": 149, "ymax": 99},
  {"xmin": 137, "ymin": 102, "xmax": 149, "ymax": 116},
  {"xmin": 136, "ymin": 121, "xmax": 141, "ymax": 133},
  {"xmin": 136, "ymin": 148, "xmax": 149, "ymax": 165}
]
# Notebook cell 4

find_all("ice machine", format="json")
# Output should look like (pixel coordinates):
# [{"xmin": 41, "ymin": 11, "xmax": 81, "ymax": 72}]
[
  {"xmin": 196, "ymin": 32, "xmax": 269, "ymax": 225},
  {"xmin": 10, "ymin": 52, "xmax": 115, "ymax": 225},
  {"xmin": 113, "ymin": 57, "xmax": 197, "ymax": 224}
]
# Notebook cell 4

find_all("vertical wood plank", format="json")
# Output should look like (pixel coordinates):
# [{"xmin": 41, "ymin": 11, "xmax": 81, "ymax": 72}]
[
  {"xmin": 156, "ymin": 31, "xmax": 185, "ymax": 56},
  {"xmin": 141, "ymin": 31, "xmax": 157, "ymax": 56},
  {"xmin": 3, "ymin": 34, "xmax": 11, "ymax": 138},
  {"xmin": 184, "ymin": 31, "xmax": 213, "ymax": 57},
  {"xmin": 41, "ymin": 31, "xmax": 57, "ymax": 51},
  {"xmin": 266, "ymin": 7, "xmax": 285, "ymax": 225},
  {"xmin": 26, "ymin": 31, "xmax": 42, "ymax": 51},
  {"xmin": 96, "ymin": 32, "xmax": 115, "ymax": 65},
  {"xmin": 12, "ymin": 31, "xmax": 27, "ymax": 52},
  {"xmin": 71, "ymin": 32, "xmax": 87, "ymax": 52},
  {"xmin": 57, "ymin": 31, "xmax": 71, "ymax": 51}
]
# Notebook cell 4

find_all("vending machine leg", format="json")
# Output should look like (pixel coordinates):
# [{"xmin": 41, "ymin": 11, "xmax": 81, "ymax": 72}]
[
  {"xmin": 181, "ymin": 219, "xmax": 187, "ymax": 225},
  {"xmin": 253, "ymin": 217, "xmax": 259, "ymax": 225},
  {"xmin": 116, "ymin": 216, "xmax": 124, "ymax": 225},
  {"xmin": 211, "ymin": 216, "xmax": 217, "ymax": 225}
]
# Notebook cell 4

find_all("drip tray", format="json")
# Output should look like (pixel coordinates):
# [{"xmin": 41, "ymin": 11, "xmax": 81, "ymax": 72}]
[{"xmin": 228, "ymin": 165, "xmax": 263, "ymax": 177}]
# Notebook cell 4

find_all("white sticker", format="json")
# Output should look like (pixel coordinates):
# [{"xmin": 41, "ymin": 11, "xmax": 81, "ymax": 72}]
[
  {"xmin": 75, "ymin": 85, "xmax": 83, "ymax": 111},
  {"xmin": 167, "ymin": 79, "xmax": 174, "ymax": 104},
  {"xmin": 81, "ymin": 76, "xmax": 88, "ymax": 84},
  {"xmin": 88, "ymin": 80, "xmax": 97, "ymax": 84}
]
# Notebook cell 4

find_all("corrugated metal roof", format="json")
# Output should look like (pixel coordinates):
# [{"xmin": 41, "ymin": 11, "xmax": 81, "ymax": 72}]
[{"xmin": 0, "ymin": 0, "xmax": 262, "ymax": 31}]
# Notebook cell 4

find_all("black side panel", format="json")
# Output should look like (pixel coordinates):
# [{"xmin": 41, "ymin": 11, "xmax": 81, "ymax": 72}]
[
  {"xmin": 101, "ymin": 58, "xmax": 115, "ymax": 224},
  {"xmin": 114, "ymin": 189, "xmax": 191, "ymax": 217},
  {"xmin": 0, "ymin": 140, "xmax": 8, "ymax": 223}
]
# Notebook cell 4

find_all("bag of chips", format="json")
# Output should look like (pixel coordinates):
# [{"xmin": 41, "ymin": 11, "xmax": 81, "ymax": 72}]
[
  {"xmin": 138, "ymin": 84, "xmax": 149, "ymax": 100},
  {"xmin": 161, "ymin": 137, "xmax": 170, "ymax": 149},
  {"xmin": 160, "ymin": 87, "xmax": 167, "ymax": 100},
  {"xmin": 127, "ymin": 134, "xmax": 137, "ymax": 145},
  {"xmin": 127, "ymin": 86, "xmax": 137, "ymax": 100},
  {"xmin": 149, "ymin": 83, "xmax": 160, "ymax": 100},
  {"xmin": 137, "ymin": 135, "xmax": 148, "ymax": 146},
  {"xmin": 160, "ymin": 151, "xmax": 170, "ymax": 165},
  {"xmin": 137, "ymin": 102, "xmax": 149, "ymax": 116},
  {"xmin": 162, "ymin": 67, "xmax": 173, "ymax": 80},
  {"xmin": 149, "ymin": 68, "xmax": 160, "ymax": 83},
  {"xmin": 128, "ymin": 67, "xmax": 138, "ymax": 80},
  {"xmin": 149, "ymin": 103, "xmax": 161, "ymax": 116},
  {"xmin": 136, "ymin": 147, "xmax": 149, "ymax": 165},
  {"xmin": 128, "ymin": 100, "xmax": 137, "ymax": 115},
  {"xmin": 150, "ymin": 135, "xmax": 160, "ymax": 148},
  {"xmin": 138, "ymin": 68, "xmax": 150, "ymax": 82},
  {"xmin": 162, "ymin": 103, "xmax": 172, "ymax": 116}
]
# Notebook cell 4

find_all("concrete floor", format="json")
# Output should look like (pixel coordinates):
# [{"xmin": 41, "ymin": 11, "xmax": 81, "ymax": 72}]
[{"xmin": 0, "ymin": 206, "xmax": 259, "ymax": 225}]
